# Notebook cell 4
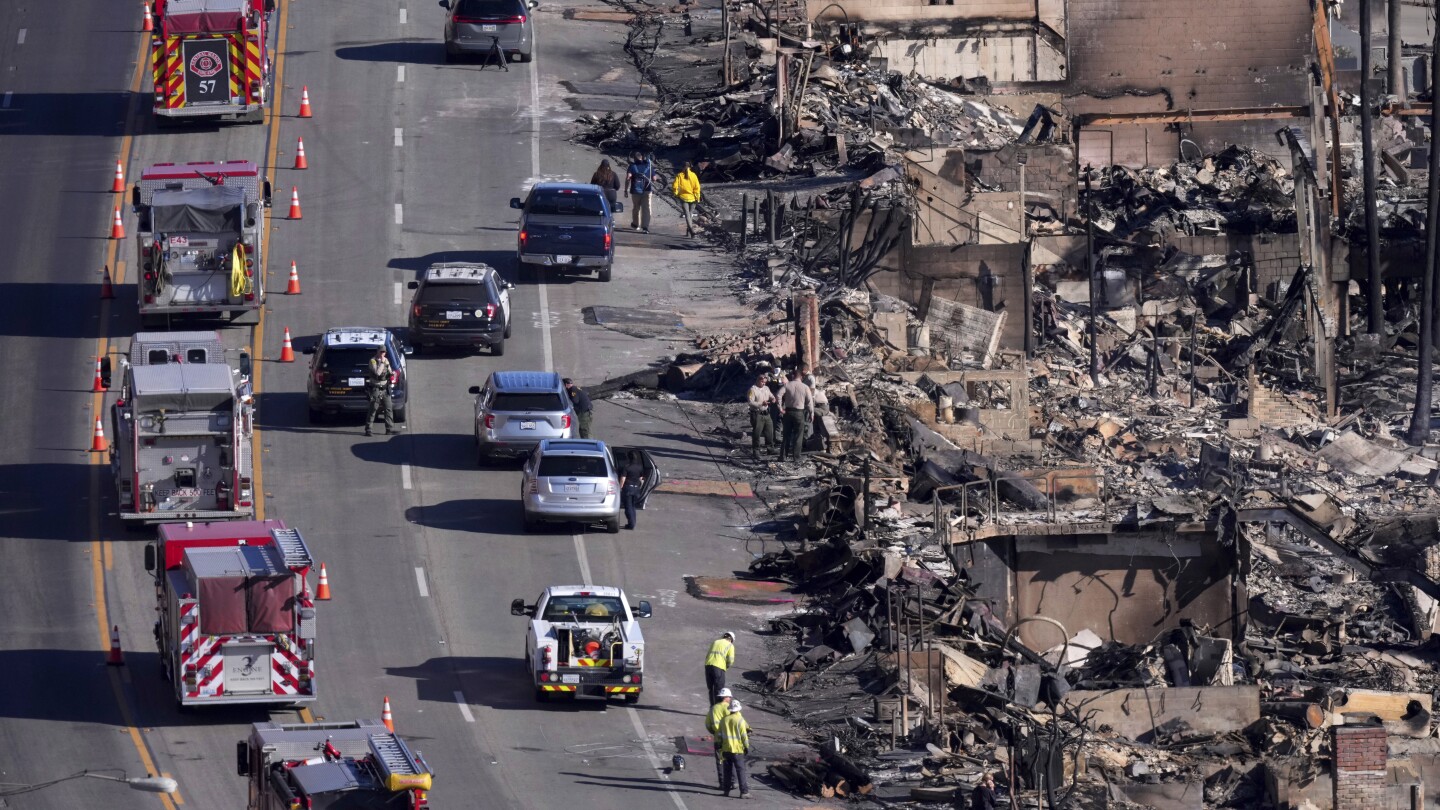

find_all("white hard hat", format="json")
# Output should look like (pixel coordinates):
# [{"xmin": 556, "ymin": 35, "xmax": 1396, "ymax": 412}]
[
  {"xmin": 729, "ymin": 701, "xmax": 743, "ymax": 713},
  {"xmin": 718, "ymin": 688, "xmax": 733, "ymax": 698},
  {"xmin": 722, "ymin": 631, "xmax": 735, "ymax": 640}
]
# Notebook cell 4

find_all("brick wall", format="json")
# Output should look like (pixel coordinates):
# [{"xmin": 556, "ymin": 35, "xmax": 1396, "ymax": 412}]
[
  {"xmin": 1248, "ymin": 378, "xmax": 1320, "ymax": 428},
  {"xmin": 875, "ymin": 242, "xmax": 1028, "ymax": 351},
  {"xmin": 1169, "ymin": 233, "xmax": 1302, "ymax": 297},
  {"xmin": 1332, "ymin": 724, "xmax": 1389, "ymax": 809}
]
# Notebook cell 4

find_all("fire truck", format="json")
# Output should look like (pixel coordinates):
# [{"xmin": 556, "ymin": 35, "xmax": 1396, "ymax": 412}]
[
  {"xmin": 145, "ymin": 520, "xmax": 318, "ymax": 708},
  {"xmin": 132, "ymin": 161, "xmax": 271, "ymax": 326},
  {"xmin": 150, "ymin": 0, "xmax": 274, "ymax": 124},
  {"xmin": 108, "ymin": 330, "xmax": 255, "ymax": 524},
  {"xmin": 238, "ymin": 719, "xmax": 433, "ymax": 810}
]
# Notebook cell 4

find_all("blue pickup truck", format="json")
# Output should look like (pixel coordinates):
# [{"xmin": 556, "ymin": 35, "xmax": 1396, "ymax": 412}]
[{"xmin": 511, "ymin": 183, "xmax": 622, "ymax": 282}]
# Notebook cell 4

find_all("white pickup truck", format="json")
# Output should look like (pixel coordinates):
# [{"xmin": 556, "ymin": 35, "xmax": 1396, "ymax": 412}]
[{"xmin": 511, "ymin": 585, "xmax": 652, "ymax": 703}]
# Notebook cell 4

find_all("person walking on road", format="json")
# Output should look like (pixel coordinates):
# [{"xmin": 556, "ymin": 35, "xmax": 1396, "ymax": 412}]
[
  {"xmin": 746, "ymin": 373, "xmax": 777, "ymax": 459},
  {"xmin": 671, "ymin": 160, "xmax": 701, "ymax": 237},
  {"xmin": 564, "ymin": 378, "xmax": 593, "ymax": 439},
  {"xmin": 717, "ymin": 700, "xmax": 752, "ymax": 799},
  {"xmin": 705, "ymin": 688, "xmax": 734, "ymax": 789},
  {"xmin": 970, "ymin": 772, "xmax": 998, "ymax": 810},
  {"xmin": 618, "ymin": 449, "xmax": 645, "ymax": 530},
  {"xmin": 777, "ymin": 369, "xmax": 813, "ymax": 462},
  {"xmin": 590, "ymin": 159, "xmax": 621, "ymax": 208},
  {"xmin": 705, "ymin": 631, "xmax": 735, "ymax": 704},
  {"xmin": 364, "ymin": 347, "xmax": 395, "ymax": 437},
  {"xmin": 624, "ymin": 151, "xmax": 655, "ymax": 233}
]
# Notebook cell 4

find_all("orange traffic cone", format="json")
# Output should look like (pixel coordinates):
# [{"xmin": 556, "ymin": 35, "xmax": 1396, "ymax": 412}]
[
  {"xmin": 100, "ymin": 265, "xmax": 116, "ymax": 299},
  {"xmin": 288, "ymin": 186, "xmax": 302, "ymax": 220},
  {"xmin": 91, "ymin": 417, "xmax": 108, "ymax": 452},
  {"xmin": 286, "ymin": 261, "xmax": 302, "ymax": 294},
  {"xmin": 279, "ymin": 327, "xmax": 296, "ymax": 362},
  {"xmin": 382, "ymin": 696, "xmax": 395, "ymax": 732},
  {"xmin": 142, "ymin": 2, "xmax": 153, "ymax": 32},
  {"xmin": 107, "ymin": 625, "xmax": 125, "ymax": 666},
  {"xmin": 111, "ymin": 161, "xmax": 125, "ymax": 193},
  {"xmin": 294, "ymin": 137, "xmax": 308, "ymax": 170},
  {"xmin": 298, "ymin": 86, "xmax": 313, "ymax": 118},
  {"xmin": 92, "ymin": 356, "xmax": 107, "ymax": 392},
  {"xmin": 316, "ymin": 562, "xmax": 332, "ymax": 600},
  {"xmin": 110, "ymin": 207, "xmax": 125, "ymax": 239}
]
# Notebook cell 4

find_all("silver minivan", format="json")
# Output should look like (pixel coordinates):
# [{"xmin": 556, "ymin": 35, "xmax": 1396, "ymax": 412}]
[
  {"xmin": 470, "ymin": 371, "xmax": 574, "ymax": 463},
  {"xmin": 520, "ymin": 440, "xmax": 660, "ymax": 533}
]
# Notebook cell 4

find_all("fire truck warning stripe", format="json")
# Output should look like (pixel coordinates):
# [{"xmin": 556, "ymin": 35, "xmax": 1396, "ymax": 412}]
[{"xmin": 541, "ymin": 685, "xmax": 577, "ymax": 692}]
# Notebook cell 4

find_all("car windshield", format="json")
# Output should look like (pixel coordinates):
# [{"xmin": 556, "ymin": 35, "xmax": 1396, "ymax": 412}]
[
  {"xmin": 538, "ymin": 455, "xmax": 608, "ymax": 478},
  {"xmin": 492, "ymin": 392, "xmax": 565, "ymax": 412},
  {"xmin": 456, "ymin": 0, "xmax": 522, "ymax": 16},
  {"xmin": 543, "ymin": 596, "xmax": 626, "ymax": 621},
  {"xmin": 418, "ymin": 284, "xmax": 493, "ymax": 305},
  {"xmin": 321, "ymin": 347, "xmax": 379, "ymax": 374},
  {"xmin": 527, "ymin": 190, "xmax": 606, "ymax": 217}
]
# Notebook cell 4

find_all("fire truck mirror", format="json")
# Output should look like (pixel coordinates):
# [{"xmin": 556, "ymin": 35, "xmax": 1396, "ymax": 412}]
[
  {"xmin": 144, "ymin": 543, "xmax": 157, "ymax": 573},
  {"xmin": 131, "ymin": 185, "xmax": 142, "ymax": 211},
  {"xmin": 99, "ymin": 357, "xmax": 113, "ymax": 389},
  {"xmin": 239, "ymin": 351, "xmax": 253, "ymax": 379},
  {"xmin": 236, "ymin": 741, "xmax": 251, "ymax": 777},
  {"xmin": 262, "ymin": 180, "xmax": 273, "ymax": 208}
]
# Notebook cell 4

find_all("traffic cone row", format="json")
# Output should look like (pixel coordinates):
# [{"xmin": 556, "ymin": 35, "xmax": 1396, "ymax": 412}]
[
  {"xmin": 100, "ymin": 265, "xmax": 115, "ymax": 299},
  {"xmin": 298, "ymin": 86, "xmax": 313, "ymax": 118},
  {"xmin": 110, "ymin": 207, "xmax": 125, "ymax": 239},
  {"xmin": 382, "ymin": 696, "xmax": 395, "ymax": 732},
  {"xmin": 286, "ymin": 261, "xmax": 302, "ymax": 294},
  {"xmin": 279, "ymin": 327, "xmax": 295, "ymax": 362},
  {"xmin": 288, "ymin": 187, "xmax": 302, "ymax": 220},
  {"xmin": 92, "ymin": 356, "xmax": 107, "ymax": 392},
  {"xmin": 315, "ymin": 562, "xmax": 331, "ymax": 600},
  {"xmin": 294, "ymin": 137, "xmax": 308, "ymax": 170},
  {"xmin": 111, "ymin": 161, "xmax": 125, "ymax": 193},
  {"xmin": 91, "ymin": 417, "xmax": 108, "ymax": 452},
  {"xmin": 142, "ymin": 2, "xmax": 153, "ymax": 32},
  {"xmin": 107, "ymin": 625, "xmax": 125, "ymax": 666}
]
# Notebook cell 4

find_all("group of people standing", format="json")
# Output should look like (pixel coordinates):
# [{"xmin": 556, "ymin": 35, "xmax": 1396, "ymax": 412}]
[
  {"xmin": 589, "ymin": 152, "xmax": 702, "ymax": 237},
  {"xmin": 746, "ymin": 368, "xmax": 829, "ymax": 462}
]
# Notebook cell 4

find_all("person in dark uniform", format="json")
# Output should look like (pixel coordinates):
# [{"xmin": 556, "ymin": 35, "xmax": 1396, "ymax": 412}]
[
  {"xmin": 364, "ymin": 347, "xmax": 395, "ymax": 437},
  {"xmin": 618, "ymin": 449, "xmax": 645, "ymax": 529},
  {"xmin": 564, "ymin": 378, "xmax": 594, "ymax": 439},
  {"xmin": 969, "ymin": 772, "xmax": 998, "ymax": 810}
]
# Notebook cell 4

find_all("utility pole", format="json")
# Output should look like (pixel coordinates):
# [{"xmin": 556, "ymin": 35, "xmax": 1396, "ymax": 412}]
[
  {"xmin": 1361, "ymin": 0, "xmax": 1385, "ymax": 333},
  {"xmin": 1084, "ymin": 166, "xmax": 1101, "ymax": 386},
  {"xmin": 721, "ymin": 0, "xmax": 733, "ymax": 85},
  {"xmin": 1407, "ymin": 21, "xmax": 1440, "ymax": 446},
  {"xmin": 1388, "ymin": 0, "xmax": 1405, "ymax": 103}
]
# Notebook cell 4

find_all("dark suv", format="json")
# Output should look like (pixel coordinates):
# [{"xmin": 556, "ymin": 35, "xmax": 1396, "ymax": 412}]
[
  {"xmin": 305, "ymin": 327, "xmax": 412, "ymax": 423},
  {"xmin": 408, "ymin": 262, "xmax": 513, "ymax": 355}
]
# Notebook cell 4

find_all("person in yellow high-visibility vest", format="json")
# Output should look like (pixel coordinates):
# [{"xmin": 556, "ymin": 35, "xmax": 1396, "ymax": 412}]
[
  {"xmin": 716, "ymin": 700, "xmax": 751, "ymax": 799},
  {"xmin": 704, "ymin": 688, "xmax": 733, "ymax": 789},
  {"xmin": 704, "ymin": 631, "xmax": 735, "ymax": 704}
]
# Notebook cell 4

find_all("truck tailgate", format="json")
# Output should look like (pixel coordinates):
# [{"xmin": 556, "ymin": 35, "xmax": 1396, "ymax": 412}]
[{"xmin": 524, "ymin": 221, "xmax": 608, "ymax": 256}]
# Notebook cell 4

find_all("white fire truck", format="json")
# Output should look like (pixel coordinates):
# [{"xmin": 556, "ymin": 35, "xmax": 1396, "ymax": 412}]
[
  {"xmin": 108, "ymin": 330, "xmax": 254, "ymax": 524},
  {"xmin": 238, "ymin": 719, "xmax": 433, "ymax": 810},
  {"xmin": 145, "ymin": 520, "xmax": 318, "ymax": 708},
  {"xmin": 132, "ymin": 160, "xmax": 271, "ymax": 326}
]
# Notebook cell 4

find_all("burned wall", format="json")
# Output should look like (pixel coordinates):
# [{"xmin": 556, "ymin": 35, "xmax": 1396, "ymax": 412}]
[
  {"xmin": 1170, "ymin": 233, "xmax": 1303, "ymax": 298},
  {"xmin": 874, "ymin": 242, "xmax": 1028, "ymax": 351},
  {"xmin": 959, "ymin": 526, "xmax": 1240, "ymax": 649}
]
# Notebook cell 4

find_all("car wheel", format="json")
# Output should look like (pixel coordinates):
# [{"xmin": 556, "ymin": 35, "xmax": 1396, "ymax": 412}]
[
  {"xmin": 605, "ymin": 518, "xmax": 620, "ymax": 534},
  {"xmin": 308, "ymin": 407, "xmax": 323, "ymax": 424},
  {"xmin": 393, "ymin": 406, "xmax": 408, "ymax": 424},
  {"xmin": 504, "ymin": 318, "xmax": 512, "ymax": 338},
  {"xmin": 598, "ymin": 266, "xmax": 612, "ymax": 282},
  {"xmin": 523, "ymin": 514, "xmax": 539, "ymax": 533},
  {"xmin": 444, "ymin": 42, "xmax": 457, "ymax": 63},
  {"xmin": 534, "ymin": 687, "xmax": 549, "ymax": 703},
  {"xmin": 517, "ymin": 49, "xmax": 533, "ymax": 63},
  {"xmin": 493, "ymin": 338, "xmax": 505, "ymax": 357},
  {"xmin": 622, "ymin": 692, "xmax": 640, "ymax": 704}
]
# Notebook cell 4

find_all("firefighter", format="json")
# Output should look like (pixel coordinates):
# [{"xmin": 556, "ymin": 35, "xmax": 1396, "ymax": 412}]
[
  {"xmin": 365, "ymin": 347, "xmax": 395, "ymax": 437},
  {"xmin": 704, "ymin": 688, "xmax": 733, "ymax": 788},
  {"xmin": 746, "ymin": 373, "xmax": 777, "ymax": 459},
  {"xmin": 717, "ymin": 700, "xmax": 752, "ymax": 799},
  {"xmin": 704, "ymin": 631, "xmax": 735, "ymax": 704}
]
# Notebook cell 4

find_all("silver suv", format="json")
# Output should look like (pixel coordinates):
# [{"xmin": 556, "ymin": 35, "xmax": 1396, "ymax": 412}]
[
  {"xmin": 470, "ymin": 371, "xmax": 574, "ymax": 463},
  {"xmin": 520, "ymin": 440, "xmax": 660, "ymax": 533}
]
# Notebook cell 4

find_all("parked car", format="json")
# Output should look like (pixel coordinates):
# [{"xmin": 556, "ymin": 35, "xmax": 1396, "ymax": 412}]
[
  {"xmin": 408, "ymin": 262, "xmax": 513, "ymax": 355},
  {"xmin": 305, "ymin": 327, "xmax": 411, "ymax": 423},
  {"xmin": 440, "ymin": 0, "xmax": 537, "ymax": 63},
  {"xmin": 511, "ymin": 183, "xmax": 620, "ymax": 282},
  {"xmin": 470, "ymin": 371, "xmax": 574, "ymax": 462},
  {"xmin": 519, "ymin": 440, "xmax": 660, "ymax": 533}
]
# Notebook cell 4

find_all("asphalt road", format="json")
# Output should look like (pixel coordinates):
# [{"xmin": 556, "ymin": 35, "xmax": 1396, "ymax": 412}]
[{"xmin": 0, "ymin": 0, "xmax": 794, "ymax": 807}]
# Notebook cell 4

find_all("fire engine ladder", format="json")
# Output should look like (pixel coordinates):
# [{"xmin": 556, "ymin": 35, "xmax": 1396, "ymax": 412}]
[
  {"xmin": 368, "ymin": 733, "xmax": 423, "ymax": 779},
  {"xmin": 270, "ymin": 528, "xmax": 314, "ymax": 570}
]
